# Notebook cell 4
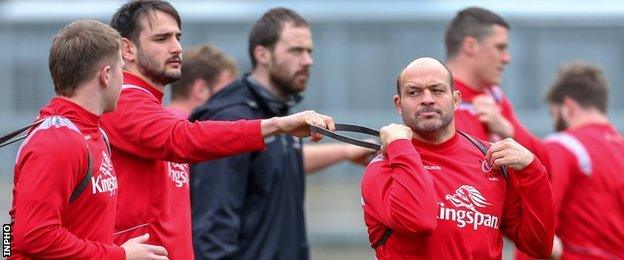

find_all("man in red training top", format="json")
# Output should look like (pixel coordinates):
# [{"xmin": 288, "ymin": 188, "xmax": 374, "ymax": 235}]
[
  {"xmin": 103, "ymin": 1, "xmax": 334, "ymax": 259},
  {"xmin": 10, "ymin": 19, "xmax": 166, "ymax": 259},
  {"xmin": 360, "ymin": 57, "xmax": 554, "ymax": 259},
  {"xmin": 517, "ymin": 63, "xmax": 624, "ymax": 259},
  {"xmin": 445, "ymin": 7, "xmax": 545, "ymax": 161}
]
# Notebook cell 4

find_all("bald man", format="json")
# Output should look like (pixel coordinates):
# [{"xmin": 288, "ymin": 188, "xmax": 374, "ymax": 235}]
[{"xmin": 360, "ymin": 57, "xmax": 554, "ymax": 259}]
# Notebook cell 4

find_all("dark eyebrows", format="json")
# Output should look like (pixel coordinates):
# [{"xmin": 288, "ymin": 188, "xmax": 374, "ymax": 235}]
[
  {"xmin": 406, "ymin": 82, "xmax": 447, "ymax": 89},
  {"xmin": 404, "ymin": 84, "xmax": 422, "ymax": 90},
  {"xmin": 153, "ymin": 31, "xmax": 180, "ymax": 39},
  {"xmin": 430, "ymin": 83, "xmax": 447, "ymax": 89},
  {"xmin": 289, "ymin": 46, "xmax": 312, "ymax": 53}
]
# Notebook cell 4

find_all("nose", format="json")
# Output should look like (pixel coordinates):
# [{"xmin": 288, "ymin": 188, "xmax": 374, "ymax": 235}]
[
  {"xmin": 420, "ymin": 89, "xmax": 435, "ymax": 106},
  {"xmin": 171, "ymin": 38, "xmax": 182, "ymax": 55},
  {"xmin": 502, "ymin": 50, "xmax": 511, "ymax": 65},
  {"xmin": 302, "ymin": 51, "xmax": 313, "ymax": 67}
]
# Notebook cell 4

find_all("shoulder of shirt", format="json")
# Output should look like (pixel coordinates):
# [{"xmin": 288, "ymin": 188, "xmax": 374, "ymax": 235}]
[
  {"xmin": 369, "ymin": 153, "xmax": 386, "ymax": 165},
  {"xmin": 544, "ymin": 132, "xmax": 592, "ymax": 175},
  {"xmin": 120, "ymin": 84, "xmax": 157, "ymax": 100},
  {"xmin": 361, "ymin": 154, "xmax": 386, "ymax": 186},
  {"xmin": 106, "ymin": 84, "xmax": 162, "ymax": 115},
  {"xmin": 18, "ymin": 116, "xmax": 86, "ymax": 160}
]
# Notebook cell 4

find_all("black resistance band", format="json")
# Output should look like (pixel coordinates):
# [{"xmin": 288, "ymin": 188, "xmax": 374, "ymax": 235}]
[{"xmin": 309, "ymin": 123, "xmax": 380, "ymax": 150}]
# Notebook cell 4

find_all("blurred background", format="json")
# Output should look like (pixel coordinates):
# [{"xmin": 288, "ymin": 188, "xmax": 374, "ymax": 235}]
[{"xmin": 2, "ymin": 0, "xmax": 624, "ymax": 259}]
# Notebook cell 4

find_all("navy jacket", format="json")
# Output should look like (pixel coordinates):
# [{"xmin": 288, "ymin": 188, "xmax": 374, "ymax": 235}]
[{"xmin": 189, "ymin": 76, "xmax": 308, "ymax": 260}]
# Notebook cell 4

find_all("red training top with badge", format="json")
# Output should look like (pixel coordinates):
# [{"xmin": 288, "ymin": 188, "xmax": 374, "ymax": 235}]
[{"xmin": 361, "ymin": 133, "xmax": 554, "ymax": 259}]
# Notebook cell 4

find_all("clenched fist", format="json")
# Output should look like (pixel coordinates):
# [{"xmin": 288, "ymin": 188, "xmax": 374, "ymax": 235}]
[
  {"xmin": 380, "ymin": 123, "xmax": 413, "ymax": 154},
  {"xmin": 485, "ymin": 138, "xmax": 535, "ymax": 170}
]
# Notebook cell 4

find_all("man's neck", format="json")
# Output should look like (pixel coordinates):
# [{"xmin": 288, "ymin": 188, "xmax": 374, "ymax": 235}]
[
  {"xmin": 412, "ymin": 124, "xmax": 456, "ymax": 145},
  {"xmin": 124, "ymin": 67, "xmax": 165, "ymax": 93},
  {"xmin": 63, "ymin": 84, "xmax": 103, "ymax": 115},
  {"xmin": 447, "ymin": 58, "xmax": 487, "ymax": 91},
  {"xmin": 250, "ymin": 69, "xmax": 287, "ymax": 100},
  {"xmin": 568, "ymin": 110, "xmax": 610, "ymax": 130}
]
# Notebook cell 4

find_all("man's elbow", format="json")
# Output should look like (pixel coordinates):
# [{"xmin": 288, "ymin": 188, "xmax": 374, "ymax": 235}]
[
  {"xmin": 195, "ymin": 230, "xmax": 240, "ymax": 259},
  {"xmin": 524, "ymin": 248, "xmax": 552, "ymax": 259},
  {"xmin": 12, "ymin": 226, "xmax": 48, "ymax": 256},
  {"xmin": 414, "ymin": 217, "xmax": 437, "ymax": 234},
  {"xmin": 536, "ymin": 240, "xmax": 554, "ymax": 259},
  {"xmin": 520, "ymin": 238, "xmax": 553, "ymax": 259}
]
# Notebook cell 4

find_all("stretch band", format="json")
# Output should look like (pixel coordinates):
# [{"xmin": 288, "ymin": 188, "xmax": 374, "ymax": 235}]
[{"xmin": 309, "ymin": 123, "xmax": 380, "ymax": 150}]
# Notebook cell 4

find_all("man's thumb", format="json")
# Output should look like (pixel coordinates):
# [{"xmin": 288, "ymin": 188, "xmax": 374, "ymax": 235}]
[{"xmin": 129, "ymin": 233, "xmax": 150, "ymax": 243}]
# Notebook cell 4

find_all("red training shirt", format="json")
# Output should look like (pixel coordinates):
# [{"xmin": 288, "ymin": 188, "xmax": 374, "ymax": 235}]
[
  {"xmin": 100, "ymin": 72, "xmax": 265, "ymax": 260},
  {"xmin": 517, "ymin": 123, "xmax": 624, "ymax": 259},
  {"xmin": 361, "ymin": 133, "xmax": 554, "ymax": 259},
  {"xmin": 10, "ymin": 97, "xmax": 124, "ymax": 259},
  {"xmin": 454, "ymin": 80, "xmax": 548, "ymax": 164}
]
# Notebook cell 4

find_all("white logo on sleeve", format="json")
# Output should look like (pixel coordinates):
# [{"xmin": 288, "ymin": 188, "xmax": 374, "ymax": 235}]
[
  {"xmin": 438, "ymin": 185, "xmax": 499, "ymax": 230},
  {"xmin": 91, "ymin": 151, "xmax": 118, "ymax": 196},
  {"xmin": 168, "ymin": 162, "xmax": 189, "ymax": 188},
  {"xmin": 424, "ymin": 165, "xmax": 442, "ymax": 171}
]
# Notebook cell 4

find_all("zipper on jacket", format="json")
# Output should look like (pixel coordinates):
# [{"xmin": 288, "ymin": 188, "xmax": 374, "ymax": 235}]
[{"xmin": 280, "ymin": 135, "xmax": 288, "ymax": 154}]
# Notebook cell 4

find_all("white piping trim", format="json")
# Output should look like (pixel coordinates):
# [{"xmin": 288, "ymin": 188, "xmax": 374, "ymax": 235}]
[
  {"xmin": 113, "ymin": 223, "xmax": 150, "ymax": 236},
  {"xmin": 458, "ymin": 102, "xmax": 477, "ymax": 115},
  {"xmin": 545, "ymin": 133, "xmax": 592, "ymax": 175},
  {"xmin": 16, "ymin": 116, "xmax": 82, "ymax": 162},
  {"xmin": 370, "ymin": 154, "xmax": 385, "ymax": 164},
  {"xmin": 122, "ymin": 84, "xmax": 154, "ymax": 98}
]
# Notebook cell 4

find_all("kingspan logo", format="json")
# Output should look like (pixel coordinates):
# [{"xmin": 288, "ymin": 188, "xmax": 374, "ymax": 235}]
[
  {"xmin": 168, "ymin": 162, "xmax": 189, "ymax": 188},
  {"xmin": 92, "ymin": 151, "xmax": 118, "ymax": 196},
  {"xmin": 437, "ymin": 185, "xmax": 499, "ymax": 230}
]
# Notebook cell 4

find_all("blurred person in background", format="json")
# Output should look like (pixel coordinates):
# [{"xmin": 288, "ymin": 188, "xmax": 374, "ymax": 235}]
[
  {"xmin": 167, "ymin": 44, "xmax": 239, "ymax": 119},
  {"xmin": 102, "ymin": 1, "xmax": 336, "ymax": 259},
  {"xmin": 360, "ymin": 57, "xmax": 554, "ymax": 259},
  {"xmin": 190, "ymin": 7, "xmax": 375, "ymax": 260},
  {"xmin": 516, "ymin": 63, "xmax": 624, "ymax": 259},
  {"xmin": 445, "ymin": 7, "xmax": 546, "ymax": 162},
  {"xmin": 10, "ymin": 19, "xmax": 167, "ymax": 259}
]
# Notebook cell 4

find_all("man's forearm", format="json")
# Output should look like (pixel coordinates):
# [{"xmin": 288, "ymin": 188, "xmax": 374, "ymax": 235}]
[
  {"xmin": 260, "ymin": 117, "xmax": 282, "ymax": 137},
  {"xmin": 303, "ymin": 143, "xmax": 349, "ymax": 174}
]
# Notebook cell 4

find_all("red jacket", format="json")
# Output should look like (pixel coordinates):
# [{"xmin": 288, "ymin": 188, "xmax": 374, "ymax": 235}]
[
  {"xmin": 454, "ymin": 80, "xmax": 548, "ymax": 164},
  {"xmin": 10, "ymin": 98, "xmax": 124, "ymax": 259},
  {"xmin": 100, "ymin": 73, "xmax": 265, "ymax": 260},
  {"xmin": 361, "ymin": 133, "xmax": 554, "ymax": 259},
  {"xmin": 517, "ymin": 123, "xmax": 624, "ymax": 260}
]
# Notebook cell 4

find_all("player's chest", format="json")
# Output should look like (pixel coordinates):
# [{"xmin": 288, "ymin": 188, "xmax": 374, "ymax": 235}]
[{"xmin": 421, "ymin": 156, "xmax": 506, "ymax": 232}]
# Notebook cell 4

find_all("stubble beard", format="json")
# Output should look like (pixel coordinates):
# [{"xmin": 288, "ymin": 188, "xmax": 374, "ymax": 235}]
[
  {"xmin": 136, "ymin": 50, "xmax": 181, "ymax": 86},
  {"xmin": 268, "ymin": 57, "xmax": 308, "ymax": 96},
  {"xmin": 407, "ymin": 108, "xmax": 453, "ymax": 135}
]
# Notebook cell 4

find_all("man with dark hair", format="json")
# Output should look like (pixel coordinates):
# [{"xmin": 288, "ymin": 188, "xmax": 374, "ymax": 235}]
[
  {"xmin": 516, "ymin": 62, "xmax": 624, "ymax": 259},
  {"xmin": 10, "ymin": 19, "xmax": 167, "ymax": 259},
  {"xmin": 445, "ymin": 7, "xmax": 544, "ymax": 160},
  {"xmin": 102, "ymin": 1, "xmax": 335, "ymax": 259},
  {"xmin": 168, "ymin": 44, "xmax": 238, "ymax": 119},
  {"xmin": 361, "ymin": 57, "xmax": 554, "ymax": 259},
  {"xmin": 190, "ymin": 7, "xmax": 374, "ymax": 260}
]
